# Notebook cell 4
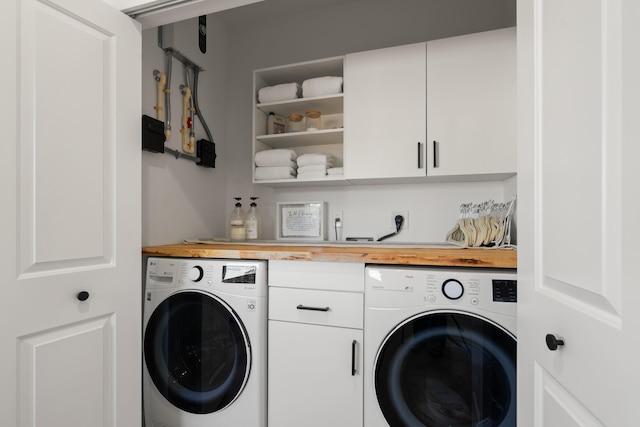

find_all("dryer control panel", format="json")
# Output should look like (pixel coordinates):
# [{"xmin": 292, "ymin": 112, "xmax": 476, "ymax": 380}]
[
  {"xmin": 365, "ymin": 265, "xmax": 517, "ymax": 317},
  {"xmin": 493, "ymin": 279, "xmax": 517, "ymax": 302},
  {"xmin": 145, "ymin": 257, "xmax": 267, "ymax": 297}
]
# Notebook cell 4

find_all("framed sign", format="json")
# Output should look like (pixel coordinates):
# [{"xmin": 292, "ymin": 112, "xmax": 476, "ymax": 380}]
[{"xmin": 277, "ymin": 202, "xmax": 326, "ymax": 241}]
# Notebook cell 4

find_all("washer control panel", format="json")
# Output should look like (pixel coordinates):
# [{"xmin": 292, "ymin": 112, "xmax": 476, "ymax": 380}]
[
  {"xmin": 366, "ymin": 266, "xmax": 516, "ymax": 316},
  {"xmin": 145, "ymin": 257, "xmax": 267, "ymax": 297},
  {"xmin": 442, "ymin": 279, "xmax": 464, "ymax": 300},
  {"xmin": 426, "ymin": 273, "xmax": 482, "ymax": 305},
  {"xmin": 492, "ymin": 279, "xmax": 517, "ymax": 302}
]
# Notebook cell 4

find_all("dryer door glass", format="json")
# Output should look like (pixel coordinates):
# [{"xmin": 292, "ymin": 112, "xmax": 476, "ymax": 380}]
[
  {"xmin": 144, "ymin": 291, "xmax": 251, "ymax": 414},
  {"xmin": 374, "ymin": 311, "xmax": 516, "ymax": 427}
]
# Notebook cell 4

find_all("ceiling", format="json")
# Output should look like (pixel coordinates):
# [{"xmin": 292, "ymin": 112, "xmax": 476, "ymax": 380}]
[{"xmin": 214, "ymin": 0, "xmax": 357, "ymax": 26}]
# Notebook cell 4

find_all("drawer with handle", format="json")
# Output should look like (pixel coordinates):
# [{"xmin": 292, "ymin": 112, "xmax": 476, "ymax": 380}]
[{"xmin": 269, "ymin": 287, "xmax": 363, "ymax": 329}]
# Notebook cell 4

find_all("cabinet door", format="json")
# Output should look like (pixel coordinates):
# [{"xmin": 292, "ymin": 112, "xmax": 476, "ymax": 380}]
[
  {"xmin": 344, "ymin": 43, "xmax": 427, "ymax": 181},
  {"xmin": 268, "ymin": 321, "xmax": 363, "ymax": 427},
  {"xmin": 426, "ymin": 28, "xmax": 516, "ymax": 178},
  {"xmin": 0, "ymin": 0, "xmax": 141, "ymax": 425}
]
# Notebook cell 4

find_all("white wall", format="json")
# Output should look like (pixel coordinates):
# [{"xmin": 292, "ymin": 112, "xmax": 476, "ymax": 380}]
[
  {"xmin": 141, "ymin": 16, "xmax": 230, "ymax": 246},
  {"xmin": 140, "ymin": 0, "xmax": 518, "ymax": 245},
  {"xmin": 221, "ymin": 0, "xmax": 517, "ymax": 242}
]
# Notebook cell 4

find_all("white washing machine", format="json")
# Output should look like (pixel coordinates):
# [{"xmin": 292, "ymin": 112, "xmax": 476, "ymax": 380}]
[
  {"xmin": 364, "ymin": 265, "xmax": 517, "ymax": 427},
  {"xmin": 143, "ymin": 257, "xmax": 267, "ymax": 427}
]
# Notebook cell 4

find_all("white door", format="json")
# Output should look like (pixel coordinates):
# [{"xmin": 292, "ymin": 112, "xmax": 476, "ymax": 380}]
[
  {"xmin": 517, "ymin": 0, "xmax": 640, "ymax": 425},
  {"xmin": 0, "ymin": 0, "xmax": 141, "ymax": 426}
]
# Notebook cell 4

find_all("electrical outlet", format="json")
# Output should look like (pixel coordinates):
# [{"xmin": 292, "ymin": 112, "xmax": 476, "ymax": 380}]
[
  {"xmin": 333, "ymin": 211, "xmax": 343, "ymax": 227},
  {"xmin": 391, "ymin": 211, "xmax": 409, "ymax": 230}
]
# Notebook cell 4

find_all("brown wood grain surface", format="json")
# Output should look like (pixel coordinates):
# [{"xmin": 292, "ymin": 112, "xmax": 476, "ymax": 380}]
[{"xmin": 142, "ymin": 243, "xmax": 517, "ymax": 269}]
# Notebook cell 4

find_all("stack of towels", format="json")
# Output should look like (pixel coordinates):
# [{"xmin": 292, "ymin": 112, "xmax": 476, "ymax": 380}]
[
  {"xmin": 297, "ymin": 153, "xmax": 337, "ymax": 180},
  {"xmin": 258, "ymin": 83, "xmax": 301, "ymax": 103},
  {"xmin": 302, "ymin": 76, "xmax": 343, "ymax": 98},
  {"xmin": 254, "ymin": 149, "xmax": 297, "ymax": 180},
  {"xmin": 257, "ymin": 76, "xmax": 343, "ymax": 103}
]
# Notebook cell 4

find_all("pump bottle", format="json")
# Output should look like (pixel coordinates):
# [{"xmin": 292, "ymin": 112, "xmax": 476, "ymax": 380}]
[
  {"xmin": 245, "ymin": 197, "xmax": 260, "ymax": 240},
  {"xmin": 230, "ymin": 197, "xmax": 246, "ymax": 242}
]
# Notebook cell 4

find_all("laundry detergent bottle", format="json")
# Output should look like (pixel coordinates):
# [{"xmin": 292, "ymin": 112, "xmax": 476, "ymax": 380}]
[
  {"xmin": 229, "ymin": 197, "xmax": 246, "ymax": 242},
  {"xmin": 245, "ymin": 197, "xmax": 260, "ymax": 240}
]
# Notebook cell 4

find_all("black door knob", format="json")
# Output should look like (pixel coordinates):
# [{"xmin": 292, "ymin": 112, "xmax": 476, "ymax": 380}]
[
  {"xmin": 77, "ymin": 291, "xmax": 90, "ymax": 302},
  {"xmin": 546, "ymin": 334, "xmax": 565, "ymax": 351}
]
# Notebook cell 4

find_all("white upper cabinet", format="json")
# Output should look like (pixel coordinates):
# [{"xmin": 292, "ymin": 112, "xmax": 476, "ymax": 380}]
[
  {"xmin": 102, "ymin": 0, "xmax": 263, "ymax": 29},
  {"xmin": 344, "ymin": 42, "xmax": 428, "ymax": 181},
  {"xmin": 426, "ymin": 27, "xmax": 516, "ymax": 179},
  {"xmin": 344, "ymin": 28, "xmax": 516, "ymax": 183},
  {"xmin": 252, "ymin": 28, "xmax": 516, "ymax": 186}
]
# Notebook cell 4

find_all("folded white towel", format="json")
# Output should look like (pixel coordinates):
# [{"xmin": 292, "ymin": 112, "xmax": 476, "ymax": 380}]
[
  {"xmin": 297, "ymin": 153, "xmax": 334, "ymax": 167},
  {"xmin": 255, "ymin": 166, "xmax": 296, "ymax": 180},
  {"xmin": 327, "ymin": 167, "xmax": 344, "ymax": 176},
  {"xmin": 297, "ymin": 171, "xmax": 327, "ymax": 180},
  {"xmin": 302, "ymin": 76, "xmax": 343, "ymax": 98},
  {"xmin": 298, "ymin": 165, "xmax": 328, "ymax": 174},
  {"xmin": 255, "ymin": 149, "xmax": 297, "ymax": 167},
  {"xmin": 258, "ymin": 83, "xmax": 301, "ymax": 103}
]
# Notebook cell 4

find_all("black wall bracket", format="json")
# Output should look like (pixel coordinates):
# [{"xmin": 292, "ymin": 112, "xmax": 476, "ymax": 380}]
[{"xmin": 142, "ymin": 115, "xmax": 216, "ymax": 168}]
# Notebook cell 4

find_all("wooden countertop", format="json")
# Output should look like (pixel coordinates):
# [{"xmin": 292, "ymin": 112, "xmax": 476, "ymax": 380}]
[{"xmin": 142, "ymin": 242, "xmax": 517, "ymax": 269}]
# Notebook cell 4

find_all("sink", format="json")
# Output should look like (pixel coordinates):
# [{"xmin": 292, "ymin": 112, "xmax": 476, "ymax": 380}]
[
  {"xmin": 318, "ymin": 240, "xmax": 461, "ymax": 247},
  {"xmin": 185, "ymin": 239, "xmax": 462, "ymax": 248}
]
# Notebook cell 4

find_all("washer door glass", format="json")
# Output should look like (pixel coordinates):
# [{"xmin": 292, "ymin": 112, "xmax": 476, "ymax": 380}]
[
  {"xmin": 144, "ymin": 290, "xmax": 250, "ymax": 414},
  {"xmin": 375, "ymin": 311, "xmax": 516, "ymax": 427}
]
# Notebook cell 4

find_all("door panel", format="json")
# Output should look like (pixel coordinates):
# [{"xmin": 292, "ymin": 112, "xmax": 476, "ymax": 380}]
[
  {"xmin": 19, "ymin": 316, "xmax": 115, "ymax": 427},
  {"xmin": 518, "ymin": 0, "xmax": 640, "ymax": 425},
  {"xmin": 535, "ymin": 364, "xmax": 604, "ymax": 427},
  {"xmin": 540, "ymin": 0, "xmax": 621, "ymax": 310},
  {"xmin": 21, "ymin": 0, "xmax": 116, "ymax": 272},
  {"xmin": 1, "ymin": 0, "xmax": 142, "ymax": 425}
]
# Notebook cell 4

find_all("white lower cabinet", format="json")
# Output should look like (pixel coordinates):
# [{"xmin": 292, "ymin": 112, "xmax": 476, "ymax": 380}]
[
  {"xmin": 268, "ymin": 261, "xmax": 364, "ymax": 427},
  {"xmin": 268, "ymin": 320, "xmax": 363, "ymax": 426}
]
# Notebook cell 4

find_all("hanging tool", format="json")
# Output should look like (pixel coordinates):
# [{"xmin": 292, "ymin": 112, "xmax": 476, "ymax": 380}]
[
  {"xmin": 184, "ymin": 66, "xmax": 196, "ymax": 148},
  {"xmin": 152, "ymin": 70, "xmax": 166, "ymax": 121},
  {"xmin": 163, "ymin": 52, "xmax": 173, "ymax": 140},
  {"xmin": 179, "ymin": 85, "xmax": 195, "ymax": 153}
]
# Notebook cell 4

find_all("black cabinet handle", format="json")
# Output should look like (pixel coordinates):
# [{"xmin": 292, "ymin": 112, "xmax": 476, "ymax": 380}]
[
  {"xmin": 433, "ymin": 141, "xmax": 439, "ymax": 168},
  {"xmin": 417, "ymin": 142, "xmax": 423, "ymax": 169},
  {"xmin": 546, "ymin": 334, "xmax": 565, "ymax": 351},
  {"xmin": 296, "ymin": 304, "xmax": 330, "ymax": 312},
  {"xmin": 351, "ymin": 340, "xmax": 357, "ymax": 376},
  {"xmin": 77, "ymin": 291, "xmax": 90, "ymax": 302}
]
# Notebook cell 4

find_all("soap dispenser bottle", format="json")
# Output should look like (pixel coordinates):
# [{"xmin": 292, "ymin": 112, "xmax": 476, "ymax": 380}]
[
  {"xmin": 230, "ymin": 197, "xmax": 246, "ymax": 242},
  {"xmin": 245, "ymin": 197, "xmax": 260, "ymax": 240}
]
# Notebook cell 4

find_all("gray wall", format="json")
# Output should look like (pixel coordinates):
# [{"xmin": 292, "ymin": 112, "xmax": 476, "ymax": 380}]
[
  {"xmin": 222, "ymin": 0, "xmax": 517, "ymax": 241},
  {"xmin": 141, "ymin": 16, "xmax": 230, "ymax": 246},
  {"xmin": 141, "ymin": 0, "xmax": 517, "ymax": 244}
]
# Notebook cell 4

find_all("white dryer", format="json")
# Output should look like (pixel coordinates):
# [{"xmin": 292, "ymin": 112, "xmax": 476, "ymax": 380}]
[
  {"xmin": 143, "ymin": 257, "xmax": 267, "ymax": 427},
  {"xmin": 364, "ymin": 265, "xmax": 517, "ymax": 427}
]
